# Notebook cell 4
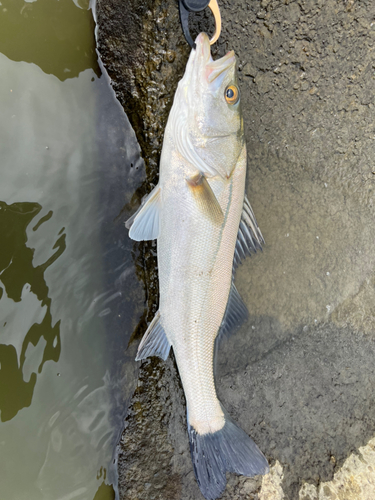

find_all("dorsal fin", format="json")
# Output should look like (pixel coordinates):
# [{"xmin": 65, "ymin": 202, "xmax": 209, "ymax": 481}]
[
  {"xmin": 135, "ymin": 311, "xmax": 171, "ymax": 361},
  {"xmin": 233, "ymin": 194, "xmax": 264, "ymax": 273},
  {"xmin": 125, "ymin": 186, "xmax": 161, "ymax": 241},
  {"xmin": 217, "ymin": 282, "xmax": 248, "ymax": 341}
]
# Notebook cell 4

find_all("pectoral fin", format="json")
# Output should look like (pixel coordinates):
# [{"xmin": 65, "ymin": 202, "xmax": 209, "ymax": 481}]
[
  {"xmin": 125, "ymin": 186, "xmax": 161, "ymax": 241},
  {"xmin": 186, "ymin": 172, "xmax": 224, "ymax": 225}
]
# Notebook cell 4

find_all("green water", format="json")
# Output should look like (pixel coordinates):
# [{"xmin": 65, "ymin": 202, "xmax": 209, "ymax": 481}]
[
  {"xmin": 0, "ymin": 1, "xmax": 144, "ymax": 498},
  {"xmin": 0, "ymin": 0, "xmax": 97, "ymax": 80}
]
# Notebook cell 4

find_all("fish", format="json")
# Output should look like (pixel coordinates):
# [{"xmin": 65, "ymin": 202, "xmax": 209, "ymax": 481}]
[{"xmin": 126, "ymin": 32, "xmax": 269, "ymax": 499}]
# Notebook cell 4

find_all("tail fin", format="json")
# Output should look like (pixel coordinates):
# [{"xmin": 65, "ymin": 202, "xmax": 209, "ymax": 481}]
[{"xmin": 188, "ymin": 410, "xmax": 269, "ymax": 500}]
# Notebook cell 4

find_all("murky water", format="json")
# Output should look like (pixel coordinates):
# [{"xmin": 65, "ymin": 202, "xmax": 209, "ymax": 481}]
[{"xmin": 0, "ymin": 1, "xmax": 144, "ymax": 499}]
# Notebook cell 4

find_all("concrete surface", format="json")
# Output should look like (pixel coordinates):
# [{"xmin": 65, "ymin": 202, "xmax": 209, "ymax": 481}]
[{"xmin": 96, "ymin": 0, "xmax": 375, "ymax": 498}]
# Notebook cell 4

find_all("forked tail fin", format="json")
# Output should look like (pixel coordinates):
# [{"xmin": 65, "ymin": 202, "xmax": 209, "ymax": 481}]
[{"xmin": 188, "ymin": 409, "xmax": 269, "ymax": 500}]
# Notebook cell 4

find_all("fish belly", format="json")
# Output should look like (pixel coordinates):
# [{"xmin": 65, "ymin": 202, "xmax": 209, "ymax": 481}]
[{"xmin": 157, "ymin": 148, "xmax": 246, "ymax": 435}]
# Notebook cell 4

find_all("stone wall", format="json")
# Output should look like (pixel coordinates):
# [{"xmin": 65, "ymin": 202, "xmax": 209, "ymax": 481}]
[{"xmin": 96, "ymin": 1, "xmax": 375, "ymax": 498}]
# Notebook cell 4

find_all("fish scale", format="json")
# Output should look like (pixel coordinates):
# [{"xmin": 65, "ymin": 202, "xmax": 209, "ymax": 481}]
[{"xmin": 159, "ymin": 140, "xmax": 249, "ymax": 443}]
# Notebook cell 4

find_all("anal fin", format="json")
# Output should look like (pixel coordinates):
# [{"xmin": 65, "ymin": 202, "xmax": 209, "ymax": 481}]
[{"xmin": 135, "ymin": 311, "xmax": 171, "ymax": 361}]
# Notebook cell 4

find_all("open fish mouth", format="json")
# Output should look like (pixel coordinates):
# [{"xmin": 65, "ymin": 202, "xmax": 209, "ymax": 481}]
[
  {"xmin": 179, "ymin": 32, "xmax": 236, "ymax": 98},
  {"xmin": 206, "ymin": 49, "xmax": 235, "ymax": 83},
  {"xmin": 194, "ymin": 32, "xmax": 236, "ymax": 83}
]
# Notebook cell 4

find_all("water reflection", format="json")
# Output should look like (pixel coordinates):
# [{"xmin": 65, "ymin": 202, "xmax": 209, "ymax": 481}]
[
  {"xmin": 0, "ymin": 0, "xmax": 99, "ymax": 80},
  {"xmin": 0, "ymin": 2, "xmax": 144, "ymax": 498},
  {"xmin": 0, "ymin": 201, "xmax": 63, "ymax": 422}
]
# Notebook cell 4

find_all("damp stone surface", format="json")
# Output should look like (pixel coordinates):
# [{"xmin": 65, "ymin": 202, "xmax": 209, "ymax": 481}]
[{"xmin": 96, "ymin": 0, "xmax": 375, "ymax": 498}]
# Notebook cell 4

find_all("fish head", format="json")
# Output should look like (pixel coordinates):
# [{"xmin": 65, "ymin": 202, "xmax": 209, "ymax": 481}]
[{"xmin": 173, "ymin": 32, "xmax": 244, "ymax": 178}]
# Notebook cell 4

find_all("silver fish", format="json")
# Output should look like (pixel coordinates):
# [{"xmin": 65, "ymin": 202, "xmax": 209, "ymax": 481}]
[{"xmin": 126, "ymin": 32, "xmax": 269, "ymax": 499}]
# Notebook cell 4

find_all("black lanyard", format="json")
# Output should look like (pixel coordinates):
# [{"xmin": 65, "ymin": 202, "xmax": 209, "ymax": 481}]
[{"xmin": 179, "ymin": 0, "xmax": 221, "ymax": 49}]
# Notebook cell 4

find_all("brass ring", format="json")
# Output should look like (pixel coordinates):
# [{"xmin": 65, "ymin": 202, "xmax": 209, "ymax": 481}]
[{"xmin": 208, "ymin": 0, "xmax": 221, "ymax": 45}]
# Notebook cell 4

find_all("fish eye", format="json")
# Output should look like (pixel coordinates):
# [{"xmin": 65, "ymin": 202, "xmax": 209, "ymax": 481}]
[{"xmin": 225, "ymin": 85, "xmax": 240, "ymax": 105}]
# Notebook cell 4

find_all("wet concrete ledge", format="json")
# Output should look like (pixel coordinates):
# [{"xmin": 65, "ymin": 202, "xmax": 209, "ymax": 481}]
[{"xmin": 96, "ymin": 0, "xmax": 375, "ymax": 498}]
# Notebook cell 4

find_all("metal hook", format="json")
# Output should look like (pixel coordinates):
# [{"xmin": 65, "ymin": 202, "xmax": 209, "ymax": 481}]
[{"xmin": 179, "ymin": 0, "xmax": 222, "ymax": 49}]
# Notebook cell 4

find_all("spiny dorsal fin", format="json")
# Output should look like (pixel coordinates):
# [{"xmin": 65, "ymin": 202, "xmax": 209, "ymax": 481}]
[
  {"xmin": 125, "ymin": 186, "xmax": 161, "ymax": 241},
  {"xmin": 217, "ymin": 282, "xmax": 248, "ymax": 341},
  {"xmin": 135, "ymin": 311, "xmax": 171, "ymax": 361},
  {"xmin": 186, "ymin": 172, "xmax": 224, "ymax": 225},
  {"xmin": 233, "ymin": 194, "xmax": 264, "ymax": 272}
]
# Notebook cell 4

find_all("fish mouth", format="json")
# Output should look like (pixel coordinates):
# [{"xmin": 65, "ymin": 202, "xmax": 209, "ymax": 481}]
[
  {"xmin": 206, "ymin": 50, "xmax": 236, "ymax": 83},
  {"xmin": 194, "ymin": 33, "xmax": 236, "ymax": 83}
]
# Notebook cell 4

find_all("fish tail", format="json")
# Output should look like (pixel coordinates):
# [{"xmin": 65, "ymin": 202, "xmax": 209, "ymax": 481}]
[{"xmin": 187, "ymin": 407, "xmax": 269, "ymax": 500}]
